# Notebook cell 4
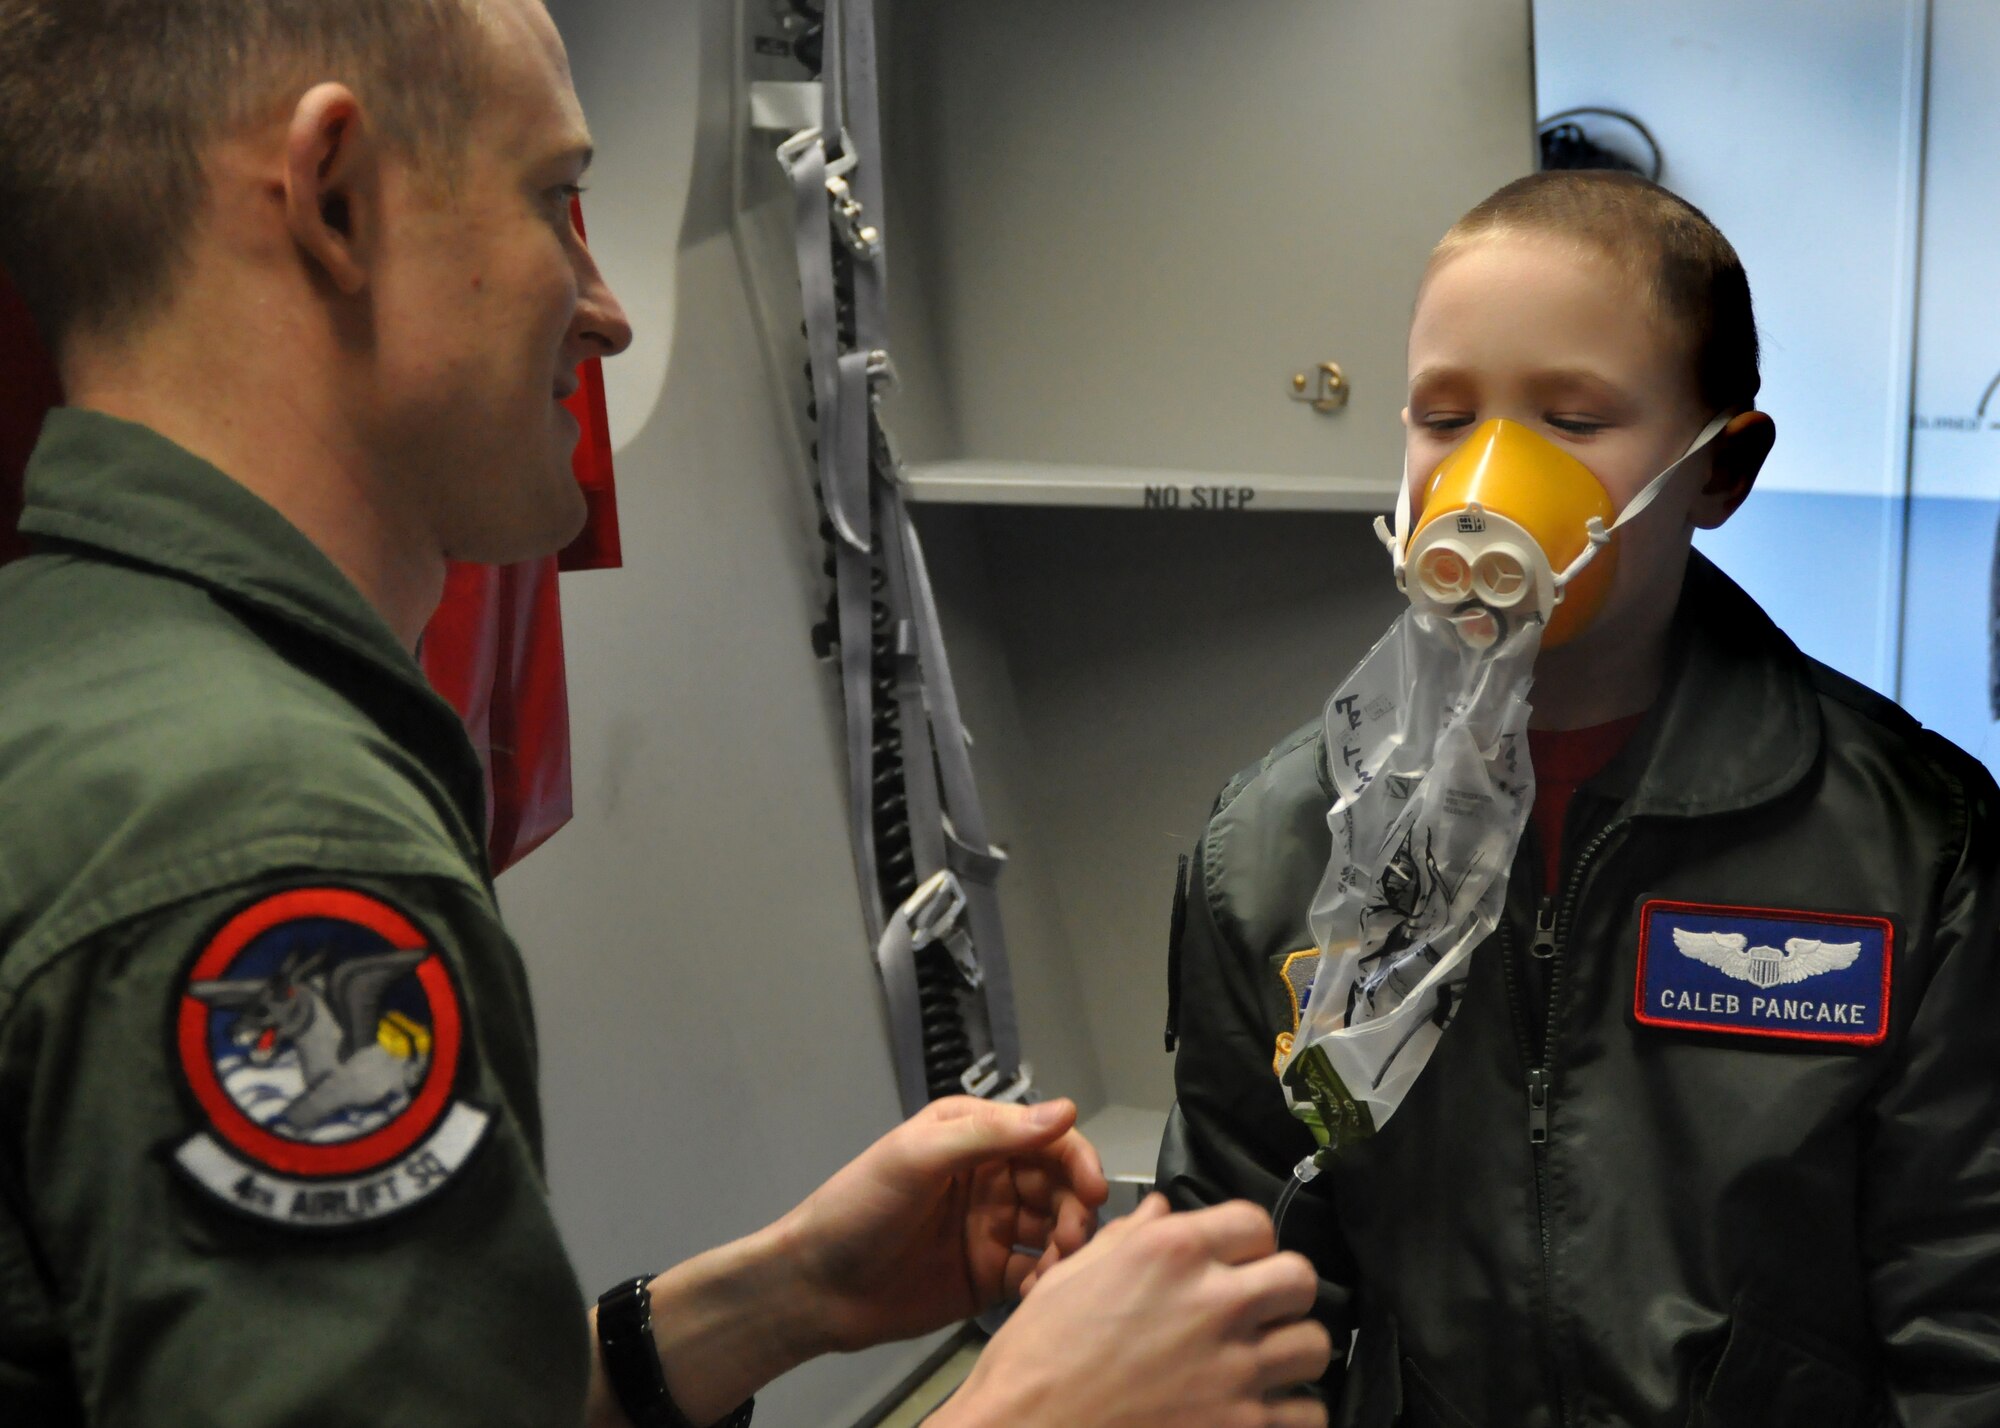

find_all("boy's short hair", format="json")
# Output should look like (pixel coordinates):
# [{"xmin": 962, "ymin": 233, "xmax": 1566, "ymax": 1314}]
[
  {"xmin": 1432, "ymin": 170, "xmax": 1761, "ymax": 414},
  {"xmin": 0, "ymin": 0, "xmax": 493, "ymax": 348}
]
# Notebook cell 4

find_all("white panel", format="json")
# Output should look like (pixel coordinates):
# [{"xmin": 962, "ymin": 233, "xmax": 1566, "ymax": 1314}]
[
  {"xmin": 1908, "ymin": 0, "xmax": 2000, "ymax": 499},
  {"xmin": 1896, "ymin": 0, "xmax": 2000, "ymax": 769},
  {"xmin": 1534, "ymin": 0, "xmax": 1926, "ymax": 500}
]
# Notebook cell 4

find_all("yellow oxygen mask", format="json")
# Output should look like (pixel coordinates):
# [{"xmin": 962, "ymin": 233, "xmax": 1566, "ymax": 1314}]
[{"xmin": 1376, "ymin": 415, "xmax": 1729, "ymax": 650}]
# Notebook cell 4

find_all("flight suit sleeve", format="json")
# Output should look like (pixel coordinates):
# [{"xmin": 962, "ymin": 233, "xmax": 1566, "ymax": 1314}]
[
  {"xmin": 0, "ymin": 872, "xmax": 593, "ymax": 1428},
  {"xmin": 1863, "ymin": 759, "xmax": 2000, "ymax": 1427},
  {"xmin": 1154, "ymin": 830, "xmax": 1359, "ymax": 1394}
]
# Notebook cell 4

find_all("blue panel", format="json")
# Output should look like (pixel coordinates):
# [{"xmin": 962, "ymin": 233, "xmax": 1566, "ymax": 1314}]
[
  {"xmin": 1694, "ymin": 490, "xmax": 1901, "ymax": 697},
  {"xmin": 1899, "ymin": 495, "xmax": 2000, "ymax": 775}
]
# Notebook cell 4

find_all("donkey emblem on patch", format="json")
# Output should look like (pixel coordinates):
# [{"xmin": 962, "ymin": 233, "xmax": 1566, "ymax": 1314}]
[{"xmin": 189, "ymin": 946, "xmax": 429, "ymax": 1134}]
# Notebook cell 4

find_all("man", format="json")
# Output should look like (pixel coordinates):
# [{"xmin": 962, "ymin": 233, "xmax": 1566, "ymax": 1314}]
[{"xmin": 0, "ymin": 2, "xmax": 1330, "ymax": 1424}]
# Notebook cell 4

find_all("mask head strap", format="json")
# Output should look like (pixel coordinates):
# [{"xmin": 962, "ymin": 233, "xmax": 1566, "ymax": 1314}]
[
  {"xmin": 1374, "ymin": 455, "xmax": 1414, "ymax": 590},
  {"xmin": 1606, "ymin": 411, "xmax": 1733, "ymax": 537},
  {"xmin": 1551, "ymin": 412, "xmax": 1733, "ymax": 591}
]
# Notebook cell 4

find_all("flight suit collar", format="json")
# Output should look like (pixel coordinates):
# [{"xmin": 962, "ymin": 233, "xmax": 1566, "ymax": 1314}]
[
  {"xmin": 19, "ymin": 408, "xmax": 491, "ymax": 867},
  {"xmin": 22, "ymin": 408, "xmax": 422, "ymax": 678},
  {"xmin": 1611, "ymin": 551, "xmax": 1822, "ymax": 823}
]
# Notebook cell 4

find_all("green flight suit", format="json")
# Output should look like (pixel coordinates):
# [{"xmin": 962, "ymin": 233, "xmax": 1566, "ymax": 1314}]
[{"xmin": 0, "ymin": 411, "xmax": 591, "ymax": 1424}]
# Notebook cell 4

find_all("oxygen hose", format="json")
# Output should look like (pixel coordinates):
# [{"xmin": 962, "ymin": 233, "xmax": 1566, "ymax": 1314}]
[
  {"xmin": 797, "ymin": 13, "xmax": 977, "ymax": 1102},
  {"xmin": 1273, "ymin": 1154, "xmax": 1324, "ymax": 1248}
]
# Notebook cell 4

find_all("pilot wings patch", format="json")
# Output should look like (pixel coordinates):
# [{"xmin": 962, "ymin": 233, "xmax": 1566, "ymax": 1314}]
[
  {"xmin": 171, "ymin": 886, "xmax": 490, "ymax": 1229},
  {"xmin": 1670, "ymin": 929, "xmax": 1862, "ymax": 988},
  {"xmin": 1634, "ymin": 899, "xmax": 1891, "ymax": 1046}
]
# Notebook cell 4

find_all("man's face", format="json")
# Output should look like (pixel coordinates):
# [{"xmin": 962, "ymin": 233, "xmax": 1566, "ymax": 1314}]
[
  {"xmin": 368, "ymin": 0, "xmax": 630, "ymax": 565},
  {"xmin": 1403, "ymin": 232, "xmax": 1713, "ymax": 657}
]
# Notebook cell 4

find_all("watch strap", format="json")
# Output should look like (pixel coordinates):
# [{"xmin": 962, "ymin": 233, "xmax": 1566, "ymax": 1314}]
[{"xmin": 596, "ymin": 1275, "xmax": 755, "ymax": 1428}]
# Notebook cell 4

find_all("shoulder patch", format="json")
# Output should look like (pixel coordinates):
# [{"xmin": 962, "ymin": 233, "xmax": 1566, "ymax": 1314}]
[
  {"xmin": 1272, "ymin": 947, "xmax": 1320, "ymax": 1074},
  {"xmin": 1632, "ymin": 899, "xmax": 1892, "ymax": 1046},
  {"xmin": 1277, "ymin": 948, "xmax": 1320, "ymax": 1033},
  {"xmin": 170, "ymin": 886, "xmax": 490, "ymax": 1229}
]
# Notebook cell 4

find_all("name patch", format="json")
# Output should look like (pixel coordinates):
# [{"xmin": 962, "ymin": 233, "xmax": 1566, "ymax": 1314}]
[{"xmin": 1633, "ymin": 899, "xmax": 1891, "ymax": 1046}]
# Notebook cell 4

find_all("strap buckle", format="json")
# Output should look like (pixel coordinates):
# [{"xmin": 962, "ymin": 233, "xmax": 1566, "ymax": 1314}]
[
  {"xmin": 959, "ymin": 1051, "xmax": 1035, "ymax": 1103},
  {"xmin": 775, "ymin": 126, "xmax": 880, "ymax": 258},
  {"xmin": 905, "ymin": 869, "xmax": 982, "ymax": 989}
]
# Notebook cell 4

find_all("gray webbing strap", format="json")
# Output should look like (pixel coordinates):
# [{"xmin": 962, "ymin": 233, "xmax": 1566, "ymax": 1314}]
[
  {"xmin": 833, "ymin": 538, "xmax": 883, "ymax": 941},
  {"xmin": 779, "ymin": 134, "xmax": 867, "ymax": 552},
  {"xmin": 780, "ymin": 121, "xmax": 881, "ymax": 943},
  {"xmin": 783, "ymin": 0, "xmax": 1024, "ymax": 1091},
  {"xmin": 839, "ymin": 0, "xmax": 888, "ymax": 349},
  {"xmin": 873, "ymin": 891, "xmax": 933, "ymax": 1115},
  {"xmin": 819, "ymin": 0, "xmax": 846, "ymax": 157},
  {"xmin": 874, "ymin": 481, "xmax": 949, "ymax": 883},
  {"xmin": 889, "ymin": 489, "xmax": 1022, "ymax": 1075}
]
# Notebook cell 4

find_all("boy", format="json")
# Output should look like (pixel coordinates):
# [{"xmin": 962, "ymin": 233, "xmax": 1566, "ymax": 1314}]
[{"xmin": 1159, "ymin": 170, "xmax": 2000, "ymax": 1426}]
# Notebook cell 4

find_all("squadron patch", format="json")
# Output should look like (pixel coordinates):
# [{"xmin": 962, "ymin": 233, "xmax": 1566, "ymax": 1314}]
[
  {"xmin": 1632, "ymin": 899, "xmax": 1892, "ymax": 1046},
  {"xmin": 171, "ymin": 887, "xmax": 490, "ymax": 1228},
  {"xmin": 1272, "ymin": 947, "xmax": 1320, "ymax": 1074}
]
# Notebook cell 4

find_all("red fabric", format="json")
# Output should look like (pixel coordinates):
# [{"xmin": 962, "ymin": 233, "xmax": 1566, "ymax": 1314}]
[
  {"xmin": 421, "ymin": 195, "xmax": 622, "ymax": 872},
  {"xmin": 556, "ymin": 195, "xmax": 621, "ymax": 573},
  {"xmin": 0, "ymin": 267, "xmax": 64, "ymax": 569},
  {"xmin": 1527, "ymin": 713, "xmax": 1647, "ymax": 895},
  {"xmin": 420, "ymin": 559, "xmax": 575, "ymax": 873}
]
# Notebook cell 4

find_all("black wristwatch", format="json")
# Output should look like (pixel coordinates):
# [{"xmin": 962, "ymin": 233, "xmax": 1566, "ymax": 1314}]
[{"xmin": 596, "ymin": 1275, "xmax": 755, "ymax": 1428}]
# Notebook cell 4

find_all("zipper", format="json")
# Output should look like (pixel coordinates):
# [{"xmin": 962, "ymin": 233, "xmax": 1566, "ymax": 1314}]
[
  {"xmin": 1530, "ymin": 896, "xmax": 1557, "ymax": 959},
  {"xmin": 1502, "ymin": 819, "xmax": 1627, "ymax": 1428}
]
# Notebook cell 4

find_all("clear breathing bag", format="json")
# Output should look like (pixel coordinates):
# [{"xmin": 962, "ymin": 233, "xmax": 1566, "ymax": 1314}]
[{"xmin": 1277, "ymin": 606, "xmax": 1540, "ymax": 1164}]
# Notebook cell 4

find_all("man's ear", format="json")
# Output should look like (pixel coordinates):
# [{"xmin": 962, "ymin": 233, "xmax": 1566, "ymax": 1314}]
[
  {"xmin": 283, "ymin": 83, "xmax": 375, "ymax": 297},
  {"xmin": 1690, "ymin": 410, "xmax": 1774, "ymax": 530}
]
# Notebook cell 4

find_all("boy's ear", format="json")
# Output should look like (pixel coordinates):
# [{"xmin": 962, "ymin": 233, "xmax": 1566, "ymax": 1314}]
[
  {"xmin": 283, "ymin": 83, "xmax": 376, "ymax": 298},
  {"xmin": 1690, "ymin": 411, "xmax": 1774, "ymax": 531}
]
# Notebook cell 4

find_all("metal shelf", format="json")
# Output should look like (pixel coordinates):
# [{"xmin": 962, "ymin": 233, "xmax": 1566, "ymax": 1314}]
[
  {"xmin": 900, "ymin": 459, "xmax": 1398, "ymax": 514},
  {"xmin": 1077, "ymin": 1103, "xmax": 1171, "ymax": 1187}
]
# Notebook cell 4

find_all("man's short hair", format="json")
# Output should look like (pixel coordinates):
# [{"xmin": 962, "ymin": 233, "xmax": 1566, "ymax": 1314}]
[
  {"xmin": 1431, "ymin": 170, "xmax": 1762, "ymax": 415},
  {"xmin": 0, "ymin": 0, "xmax": 493, "ymax": 348}
]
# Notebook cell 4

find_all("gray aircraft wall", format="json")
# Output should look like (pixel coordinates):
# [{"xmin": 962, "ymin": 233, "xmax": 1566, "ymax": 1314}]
[
  {"xmin": 497, "ymin": 4, "xmax": 1102, "ymax": 1422},
  {"xmin": 503, "ymin": 1, "xmax": 1519, "ymax": 1422}
]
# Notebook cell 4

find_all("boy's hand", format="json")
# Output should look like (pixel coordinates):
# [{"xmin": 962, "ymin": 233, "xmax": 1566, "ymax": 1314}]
[
  {"xmin": 937, "ymin": 1195, "xmax": 1333, "ymax": 1428},
  {"xmin": 777, "ymin": 1096, "xmax": 1109, "ymax": 1352}
]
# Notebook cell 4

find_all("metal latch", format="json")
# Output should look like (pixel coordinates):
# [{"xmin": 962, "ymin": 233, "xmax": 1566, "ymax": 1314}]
[
  {"xmin": 1289, "ymin": 361, "xmax": 1350, "ymax": 413},
  {"xmin": 825, "ymin": 172, "xmax": 882, "ymax": 258}
]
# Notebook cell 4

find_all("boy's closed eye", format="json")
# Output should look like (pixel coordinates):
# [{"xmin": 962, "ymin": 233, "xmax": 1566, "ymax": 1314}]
[
  {"xmin": 1419, "ymin": 412, "xmax": 1476, "ymax": 434},
  {"xmin": 1414, "ymin": 412, "xmax": 1611, "ymax": 437}
]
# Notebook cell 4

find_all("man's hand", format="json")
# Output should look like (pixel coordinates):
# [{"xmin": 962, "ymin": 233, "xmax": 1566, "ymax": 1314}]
[
  {"xmin": 937, "ymin": 1195, "xmax": 1333, "ymax": 1428},
  {"xmin": 776, "ymin": 1096, "xmax": 1110, "ymax": 1353}
]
